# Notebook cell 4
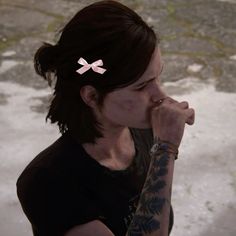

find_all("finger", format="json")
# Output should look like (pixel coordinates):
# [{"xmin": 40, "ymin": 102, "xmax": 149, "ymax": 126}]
[
  {"xmin": 167, "ymin": 97, "xmax": 190, "ymax": 111},
  {"xmin": 164, "ymin": 97, "xmax": 178, "ymax": 104},
  {"xmin": 184, "ymin": 108, "xmax": 195, "ymax": 125},
  {"xmin": 163, "ymin": 98, "xmax": 189, "ymax": 111},
  {"xmin": 178, "ymin": 101, "xmax": 189, "ymax": 109},
  {"xmin": 164, "ymin": 97, "xmax": 189, "ymax": 108},
  {"xmin": 188, "ymin": 110, "xmax": 195, "ymax": 125}
]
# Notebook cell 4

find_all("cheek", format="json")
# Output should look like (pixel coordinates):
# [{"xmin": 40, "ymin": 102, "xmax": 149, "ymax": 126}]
[
  {"xmin": 120, "ymin": 97, "xmax": 148, "ymax": 113},
  {"xmin": 107, "ymin": 99, "xmax": 132, "ymax": 111},
  {"xmin": 107, "ymin": 98, "xmax": 136, "ymax": 112},
  {"xmin": 123, "ymin": 99, "xmax": 136, "ymax": 111},
  {"xmin": 104, "ymin": 92, "xmax": 148, "ymax": 114}
]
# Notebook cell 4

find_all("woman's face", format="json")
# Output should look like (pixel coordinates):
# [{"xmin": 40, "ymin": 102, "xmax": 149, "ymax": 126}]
[{"xmin": 97, "ymin": 47, "xmax": 167, "ymax": 129}]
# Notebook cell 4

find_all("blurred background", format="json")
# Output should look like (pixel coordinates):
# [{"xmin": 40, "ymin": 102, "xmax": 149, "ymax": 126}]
[{"xmin": 0, "ymin": 0, "xmax": 236, "ymax": 235}]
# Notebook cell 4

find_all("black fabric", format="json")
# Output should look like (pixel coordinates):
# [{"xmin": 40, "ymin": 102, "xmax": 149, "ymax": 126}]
[{"xmin": 16, "ymin": 128, "xmax": 174, "ymax": 236}]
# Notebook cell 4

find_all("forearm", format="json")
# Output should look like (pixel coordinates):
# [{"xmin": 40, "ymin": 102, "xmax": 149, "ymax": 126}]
[{"xmin": 126, "ymin": 139, "xmax": 177, "ymax": 236}]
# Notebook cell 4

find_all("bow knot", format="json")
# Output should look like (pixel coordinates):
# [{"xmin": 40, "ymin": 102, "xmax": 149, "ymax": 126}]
[{"xmin": 76, "ymin": 57, "xmax": 106, "ymax": 75}]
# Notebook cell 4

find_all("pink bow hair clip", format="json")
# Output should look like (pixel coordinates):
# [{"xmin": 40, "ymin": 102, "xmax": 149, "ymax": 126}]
[{"xmin": 76, "ymin": 57, "xmax": 107, "ymax": 75}]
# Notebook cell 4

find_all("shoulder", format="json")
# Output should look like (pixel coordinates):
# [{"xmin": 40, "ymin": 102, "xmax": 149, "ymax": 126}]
[
  {"xmin": 20, "ymin": 132, "xmax": 78, "ymax": 170},
  {"xmin": 16, "ymin": 158, "xmax": 103, "ymax": 235},
  {"xmin": 16, "ymin": 165, "xmax": 103, "ymax": 235},
  {"xmin": 16, "ymin": 131, "xmax": 91, "ymax": 211},
  {"xmin": 17, "ymin": 131, "xmax": 86, "ymax": 183}
]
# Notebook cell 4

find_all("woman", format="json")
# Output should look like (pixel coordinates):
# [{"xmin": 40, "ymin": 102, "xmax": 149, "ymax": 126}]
[{"xmin": 16, "ymin": 1, "xmax": 195, "ymax": 236}]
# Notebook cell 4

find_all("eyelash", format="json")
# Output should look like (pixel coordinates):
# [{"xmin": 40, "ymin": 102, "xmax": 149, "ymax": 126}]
[
  {"xmin": 135, "ymin": 65, "xmax": 164, "ymax": 91},
  {"xmin": 135, "ymin": 78, "xmax": 157, "ymax": 91},
  {"xmin": 136, "ymin": 84, "xmax": 147, "ymax": 91}
]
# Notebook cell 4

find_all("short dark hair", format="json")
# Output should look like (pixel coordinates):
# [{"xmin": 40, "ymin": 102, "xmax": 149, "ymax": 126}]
[{"xmin": 34, "ymin": 0, "xmax": 158, "ymax": 144}]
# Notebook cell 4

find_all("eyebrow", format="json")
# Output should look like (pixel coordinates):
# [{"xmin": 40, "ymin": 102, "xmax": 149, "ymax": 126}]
[{"xmin": 134, "ymin": 64, "xmax": 164, "ymax": 87}]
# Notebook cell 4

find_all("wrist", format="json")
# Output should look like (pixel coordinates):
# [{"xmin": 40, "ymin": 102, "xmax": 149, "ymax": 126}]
[{"xmin": 150, "ymin": 137, "xmax": 179, "ymax": 160}]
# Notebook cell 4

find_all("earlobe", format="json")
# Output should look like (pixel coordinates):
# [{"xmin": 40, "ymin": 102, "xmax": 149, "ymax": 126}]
[{"xmin": 80, "ymin": 85, "xmax": 98, "ymax": 107}]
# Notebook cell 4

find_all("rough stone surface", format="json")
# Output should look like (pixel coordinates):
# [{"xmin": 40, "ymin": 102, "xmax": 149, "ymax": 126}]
[{"xmin": 0, "ymin": 0, "xmax": 235, "ymax": 236}]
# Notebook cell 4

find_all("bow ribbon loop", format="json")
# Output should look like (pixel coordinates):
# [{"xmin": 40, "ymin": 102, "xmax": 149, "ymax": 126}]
[{"xmin": 76, "ymin": 57, "xmax": 106, "ymax": 75}]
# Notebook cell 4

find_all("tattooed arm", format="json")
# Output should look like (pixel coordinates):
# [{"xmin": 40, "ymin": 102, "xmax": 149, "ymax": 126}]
[
  {"xmin": 126, "ymin": 138, "xmax": 177, "ymax": 236},
  {"xmin": 126, "ymin": 97, "xmax": 194, "ymax": 236},
  {"xmin": 63, "ymin": 98, "xmax": 194, "ymax": 236}
]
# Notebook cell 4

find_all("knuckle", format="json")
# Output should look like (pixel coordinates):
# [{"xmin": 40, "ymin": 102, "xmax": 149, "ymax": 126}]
[{"xmin": 181, "ymin": 101, "xmax": 189, "ymax": 107}]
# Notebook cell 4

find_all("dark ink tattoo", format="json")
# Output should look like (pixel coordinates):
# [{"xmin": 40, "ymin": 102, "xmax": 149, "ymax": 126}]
[
  {"xmin": 156, "ymin": 153, "xmax": 169, "ymax": 166},
  {"xmin": 139, "ymin": 196, "xmax": 166, "ymax": 215},
  {"xmin": 128, "ymin": 215, "xmax": 160, "ymax": 236},
  {"xmin": 127, "ymin": 140, "xmax": 175, "ymax": 236},
  {"xmin": 157, "ymin": 167, "xmax": 168, "ymax": 176},
  {"xmin": 146, "ymin": 180, "xmax": 166, "ymax": 193}
]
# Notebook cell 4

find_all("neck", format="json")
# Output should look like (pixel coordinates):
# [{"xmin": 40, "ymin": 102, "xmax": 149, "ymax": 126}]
[{"xmin": 82, "ymin": 126, "xmax": 135, "ymax": 166}]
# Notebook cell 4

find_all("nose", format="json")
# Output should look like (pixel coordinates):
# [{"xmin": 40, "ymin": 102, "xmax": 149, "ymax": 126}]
[{"xmin": 150, "ymin": 85, "xmax": 167, "ymax": 104}]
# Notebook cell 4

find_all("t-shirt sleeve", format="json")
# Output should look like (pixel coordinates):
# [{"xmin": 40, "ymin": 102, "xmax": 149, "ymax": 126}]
[{"xmin": 17, "ymin": 167, "xmax": 103, "ymax": 236}]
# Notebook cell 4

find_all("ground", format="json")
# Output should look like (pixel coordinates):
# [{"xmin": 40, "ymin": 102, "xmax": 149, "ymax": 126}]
[{"xmin": 0, "ymin": 0, "xmax": 236, "ymax": 235}]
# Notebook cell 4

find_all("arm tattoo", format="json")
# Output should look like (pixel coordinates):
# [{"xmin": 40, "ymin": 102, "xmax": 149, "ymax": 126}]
[{"xmin": 127, "ymin": 138, "xmax": 177, "ymax": 236}]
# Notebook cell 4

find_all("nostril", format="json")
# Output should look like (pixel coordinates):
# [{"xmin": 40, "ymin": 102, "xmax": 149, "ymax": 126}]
[{"xmin": 152, "ymin": 97, "xmax": 167, "ymax": 106}]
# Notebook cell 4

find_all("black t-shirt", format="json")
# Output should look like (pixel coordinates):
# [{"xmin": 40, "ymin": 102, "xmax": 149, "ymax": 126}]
[{"xmin": 16, "ymin": 128, "xmax": 174, "ymax": 236}]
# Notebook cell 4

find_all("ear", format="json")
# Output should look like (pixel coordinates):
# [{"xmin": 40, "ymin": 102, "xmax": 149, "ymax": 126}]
[{"xmin": 80, "ymin": 85, "xmax": 98, "ymax": 108}]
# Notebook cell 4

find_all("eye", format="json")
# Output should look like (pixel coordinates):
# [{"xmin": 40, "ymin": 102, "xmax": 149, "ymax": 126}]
[
  {"xmin": 134, "ymin": 77, "xmax": 160, "ymax": 91},
  {"xmin": 135, "ymin": 84, "xmax": 147, "ymax": 91}
]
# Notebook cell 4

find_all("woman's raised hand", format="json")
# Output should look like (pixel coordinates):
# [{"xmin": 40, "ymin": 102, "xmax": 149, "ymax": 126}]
[{"xmin": 151, "ymin": 97, "xmax": 195, "ymax": 147}]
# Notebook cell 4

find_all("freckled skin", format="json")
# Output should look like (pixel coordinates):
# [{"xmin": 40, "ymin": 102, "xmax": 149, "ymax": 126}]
[
  {"xmin": 123, "ymin": 99, "xmax": 135, "ymax": 111},
  {"xmin": 81, "ymin": 47, "xmax": 168, "ymax": 171},
  {"xmin": 96, "ymin": 47, "xmax": 166, "ymax": 129}
]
